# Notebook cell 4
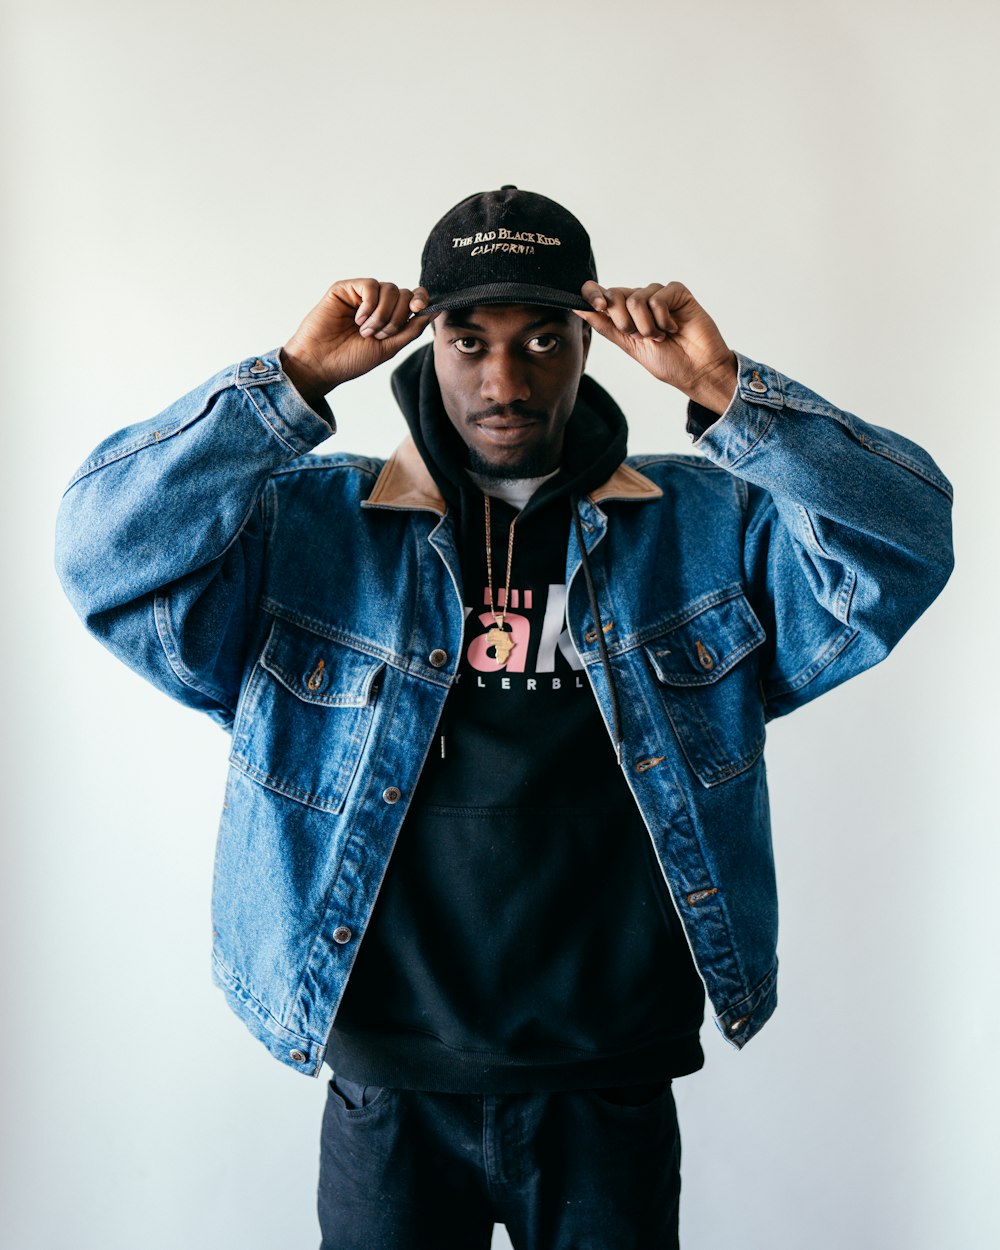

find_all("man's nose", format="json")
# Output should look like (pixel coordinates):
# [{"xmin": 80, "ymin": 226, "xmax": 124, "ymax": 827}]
[{"xmin": 480, "ymin": 350, "xmax": 531, "ymax": 406}]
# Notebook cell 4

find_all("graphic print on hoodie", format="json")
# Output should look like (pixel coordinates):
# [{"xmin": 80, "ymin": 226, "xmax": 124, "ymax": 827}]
[{"xmin": 326, "ymin": 345, "xmax": 705, "ymax": 1093}]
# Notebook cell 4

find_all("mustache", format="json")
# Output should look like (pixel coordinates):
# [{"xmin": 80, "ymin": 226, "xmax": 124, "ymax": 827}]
[{"xmin": 467, "ymin": 404, "xmax": 547, "ymax": 424}]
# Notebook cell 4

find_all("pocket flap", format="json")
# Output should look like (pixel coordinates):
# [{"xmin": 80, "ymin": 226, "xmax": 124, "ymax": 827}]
[
  {"xmin": 644, "ymin": 593, "xmax": 765, "ymax": 688},
  {"xmin": 261, "ymin": 619, "xmax": 384, "ymax": 707}
]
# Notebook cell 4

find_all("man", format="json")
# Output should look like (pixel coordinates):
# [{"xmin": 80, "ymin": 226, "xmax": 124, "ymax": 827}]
[{"xmin": 55, "ymin": 187, "xmax": 953, "ymax": 1248}]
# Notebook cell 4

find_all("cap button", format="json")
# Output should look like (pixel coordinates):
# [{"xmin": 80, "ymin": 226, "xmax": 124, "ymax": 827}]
[{"xmin": 500, "ymin": 184, "xmax": 517, "ymax": 190}]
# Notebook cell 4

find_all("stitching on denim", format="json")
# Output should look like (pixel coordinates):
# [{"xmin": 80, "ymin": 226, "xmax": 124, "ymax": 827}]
[
  {"xmin": 229, "ymin": 753, "xmax": 344, "ymax": 813},
  {"xmin": 63, "ymin": 418, "xmax": 184, "ymax": 488},
  {"xmin": 609, "ymin": 584, "xmax": 750, "ymax": 657},
  {"xmin": 291, "ymin": 654, "xmax": 413, "ymax": 1014},
  {"xmin": 428, "ymin": 513, "xmax": 468, "ymax": 670},
  {"xmin": 650, "ymin": 632, "xmax": 764, "ymax": 688},
  {"xmin": 858, "ymin": 437, "xmax": 953, "ymax": 500},
  {"xmin": 229, "ymin": 619, "xmax": 387, "ymax": 821},
  {"xmin": 628, "ymin": 452, "xmax": 727, "ymax": 473},
  {"xmin": 240, "ymin": 385, "xmax": 302, "ymax": 455},
  {"xmin": 609, "ymin": 639, "xmax": 751, "ymax": 997},
  {"xmin": 270, "ymin": 457, "xmax": 380, "ymax": 480},
  {"xmin": 659, "ymin": 690, "xmax": 765, "ymax": 787},
  {"xmin": 263, "ymin": 653, "xmax": 378, "ymax": 707},
  {"xmin": 260, "ymin": 598, "xmax": 454, "ymax": 687},
  {"xmin": 152, "ymin": 593, "xmax": 236, "ymax": 712},
  {"xmin": 795, "ymin": 504, "xmax": 827, "ymax": 556},
  {"xmin": 212, "ymin": 951, "xmax": 313, "ymax": 1045},
  {"xmin": 719, "ymin": 408, "xmax": 776, "ymax": 469},
  {"xmin": 721, "ymin": 962, "xmax": 778, "ymax": 1016},
  {"xmin": 763, "ymin": 624, "xmax": 858, "ymax": 698},
  {"xmin": 260, "ymin": 601, "xmax": 401, "ymax": 667},
  {"xmin": 839, "ymin": 567, "xmax": 857, "ymax": 625},
  {"xmin": 263, "ymin": 475, "xmax": 277, "ymax": 542},
  {"xmin": 65, "ymin": 371, "xmax": 242, "ymax": 489}
]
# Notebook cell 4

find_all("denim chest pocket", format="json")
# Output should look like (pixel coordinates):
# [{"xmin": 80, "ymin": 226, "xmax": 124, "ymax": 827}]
[
  {"xmin": 230, "ymin": 618, "xmax": 385, "ymax": 813},
  {"xmin": 643, "ymin": 593, "xmax": 767, "ymax": 787}
]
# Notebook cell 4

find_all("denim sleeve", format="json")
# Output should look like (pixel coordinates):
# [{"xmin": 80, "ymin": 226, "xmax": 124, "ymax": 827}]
[
  {"xmin": 54, "ymin": 351, "xmax": 335, "ymax": 727},
  {"xmin": 688, "ymin": 353, "xmax": 954, "ymax": 719}
]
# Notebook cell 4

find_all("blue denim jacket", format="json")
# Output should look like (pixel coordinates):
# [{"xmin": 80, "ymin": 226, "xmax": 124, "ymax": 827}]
[{"xmin": 55, "ymin": 351, "xmax": 953, "ymax": 1077}]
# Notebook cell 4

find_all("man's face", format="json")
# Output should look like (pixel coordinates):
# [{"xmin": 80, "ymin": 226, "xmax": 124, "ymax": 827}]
[{"xmin": 432, "ymin": 304, "xmax": 591, "ymax": 479}]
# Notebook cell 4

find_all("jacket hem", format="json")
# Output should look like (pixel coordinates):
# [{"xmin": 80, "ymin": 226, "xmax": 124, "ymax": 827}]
[{"xmin": 211, "ymin": 951, "xmax": 322, "ymax": 1077}]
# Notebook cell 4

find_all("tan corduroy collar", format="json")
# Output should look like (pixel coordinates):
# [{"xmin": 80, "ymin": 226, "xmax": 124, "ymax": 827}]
[{"xmin": 361, "ymin": 436, "xmax": 662, "ymax": 516}]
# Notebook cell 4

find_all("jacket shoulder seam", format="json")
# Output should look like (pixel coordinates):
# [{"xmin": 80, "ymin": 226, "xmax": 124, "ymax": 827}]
[
  {"xmin": 269, "ymin": 454, "xmax": 383, "ymax": 480},
  {"xmin": 628, "ymin": 452, "xmax": 730, "ymax": 472}
]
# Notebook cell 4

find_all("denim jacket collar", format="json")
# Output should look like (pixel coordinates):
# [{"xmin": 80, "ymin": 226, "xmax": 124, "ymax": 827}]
[{"xmin": 363, "ymin": 436, "xmax": 664, "ymax": 515}]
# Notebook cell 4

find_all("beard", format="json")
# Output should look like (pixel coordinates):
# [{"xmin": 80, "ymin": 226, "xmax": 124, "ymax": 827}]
[{"xmin": 464, "ymin": 443, "xmax": 561, "ymax": 480}]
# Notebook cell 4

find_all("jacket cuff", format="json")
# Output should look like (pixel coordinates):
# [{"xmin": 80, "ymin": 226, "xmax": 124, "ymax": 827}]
[
  {"xmin": 234, "ymin": 350, "xmax": 336, "ymax": 454},
  {"xmin": 686, "ymin": 352, "xmax": 784, "ymax": 466}
]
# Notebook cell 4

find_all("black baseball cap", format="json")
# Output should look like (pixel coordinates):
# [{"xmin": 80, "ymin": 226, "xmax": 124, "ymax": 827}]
[{"xmin": 417, "ymin": 185, "xmax": 597, "ymax": 315}]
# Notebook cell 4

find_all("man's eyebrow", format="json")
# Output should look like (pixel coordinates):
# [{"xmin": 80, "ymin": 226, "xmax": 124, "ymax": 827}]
[
  {"xmin": 442, "ymin": 313, "xmax": 486, "ymax": 331},
  {"xmin": 520, "ymin": 313, "xmax": 571, "ymax": 333}
]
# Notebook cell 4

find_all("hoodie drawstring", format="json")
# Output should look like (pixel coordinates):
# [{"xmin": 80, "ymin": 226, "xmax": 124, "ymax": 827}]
[{"xmin": 572, "ymin": 497, "xmax": 624, "ymax": 766}]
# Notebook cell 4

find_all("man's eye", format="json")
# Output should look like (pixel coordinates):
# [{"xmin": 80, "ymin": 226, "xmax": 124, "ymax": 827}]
[
  {"xmin": 454, "ymin": 338, "xmax": 482, "ymax": 355},
  {"xmin": 527, "ymin": 335, "xmax": 559, "ymax": 354}
]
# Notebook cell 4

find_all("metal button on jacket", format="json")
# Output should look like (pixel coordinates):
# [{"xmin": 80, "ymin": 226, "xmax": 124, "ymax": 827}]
[
  {"xmin": 333, "ymin": 925, "xmax": 352, "ymax": 944},
  {"xmin": 249, "ymin": 359, "xmax": 268, "ymax": 375},
  {"xmin": 428, "ymin": 648, "xmax": 448, "ymax": 667},
  {"xmin": 382, "ymin": 786, "xmax": 401, "ymax": 804},
  {"xmin": 289, "ymin": 1049, "xmax": 307, "ymax": 1063}
]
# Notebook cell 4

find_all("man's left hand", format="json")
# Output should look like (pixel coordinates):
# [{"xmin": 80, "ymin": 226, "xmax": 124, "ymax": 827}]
[{"xmin": 575, "ymin": 281, "xmax": 738, "ymax": 417}]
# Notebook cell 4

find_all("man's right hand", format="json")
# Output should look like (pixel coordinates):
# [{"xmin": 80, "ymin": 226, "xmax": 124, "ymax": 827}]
[{"xmin": 280, "ymin": 279, "xmax": 434, "ymax": 407}]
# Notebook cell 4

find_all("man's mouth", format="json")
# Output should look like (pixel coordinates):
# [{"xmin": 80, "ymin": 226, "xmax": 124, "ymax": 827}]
[{"xmin": 469, "ymin": 408, "xmax": 546, "ymax": 442}]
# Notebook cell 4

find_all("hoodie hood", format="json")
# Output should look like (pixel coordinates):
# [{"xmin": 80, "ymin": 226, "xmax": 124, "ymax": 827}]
[
  {"xmin": 390, "ymin": 343, "xmax": 631, "ymax": 765},
  {"xmin": 390, "ymin": 344, "xmax": 629, "ymax": 518}
]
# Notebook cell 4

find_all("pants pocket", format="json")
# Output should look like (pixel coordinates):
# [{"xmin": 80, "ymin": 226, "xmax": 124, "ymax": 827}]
[
  {"xmin": 588, "ymin": 1080, "xmax": 672, "ymax": 1108},
  {"xmin": 327, "ymin": 1073, "xmax": 386, "ymax": 1113}
]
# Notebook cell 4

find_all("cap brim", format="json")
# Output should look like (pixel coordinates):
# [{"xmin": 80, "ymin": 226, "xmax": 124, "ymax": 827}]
[{"xmin": 415, "ymin": 282, "xmax": 592, "ymax": 316}]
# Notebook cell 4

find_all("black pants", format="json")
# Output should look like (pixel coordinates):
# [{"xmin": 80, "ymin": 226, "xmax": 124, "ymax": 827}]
[{"xmin": 318, "ymin": 1077, "xmax": 681, "ymax": 1249}]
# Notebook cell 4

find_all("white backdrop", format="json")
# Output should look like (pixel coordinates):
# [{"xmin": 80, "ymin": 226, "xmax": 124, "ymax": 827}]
[{"xmin": 3, "ymin": 2, "xmax": 997, "ymax": 1247}]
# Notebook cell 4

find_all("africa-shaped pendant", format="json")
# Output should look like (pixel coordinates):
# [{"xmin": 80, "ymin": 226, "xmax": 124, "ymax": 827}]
[{"xmin": 487, "ymin": 625, "xmax": 515, "ymax": 666}]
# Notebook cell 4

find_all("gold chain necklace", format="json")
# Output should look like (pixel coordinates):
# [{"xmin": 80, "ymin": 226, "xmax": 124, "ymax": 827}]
[{"xmin": 484, "ymin": 494, "xmax": 517, "ymax": 666}]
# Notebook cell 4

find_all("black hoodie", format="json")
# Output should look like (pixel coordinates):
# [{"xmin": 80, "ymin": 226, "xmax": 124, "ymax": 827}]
[{"xmin": 325, "ymin": 346, "xmax": 705, "ymax": 1092}]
